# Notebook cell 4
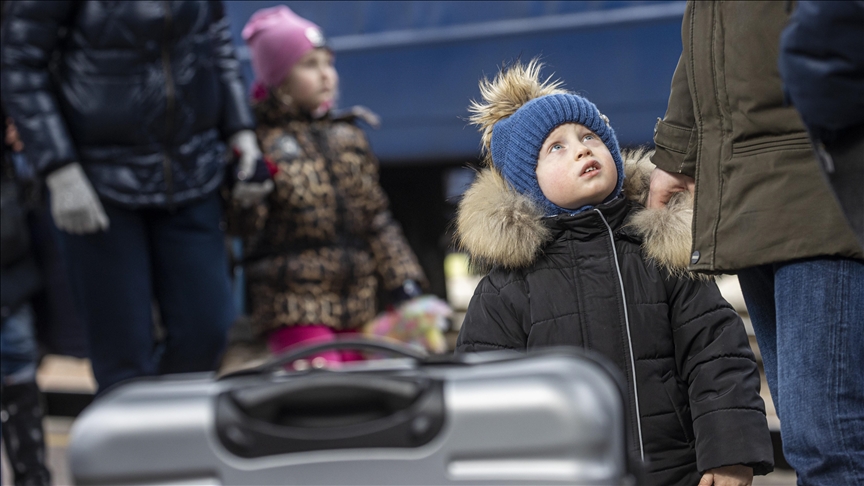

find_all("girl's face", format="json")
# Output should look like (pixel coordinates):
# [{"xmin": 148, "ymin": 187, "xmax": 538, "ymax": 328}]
[
  {"xmin": 279, "ymin": 48, "xmax": 338, "ymax": 113},
  {"xmin": 535, "ymin": 123, "xmax": 618, "ymax": 210}
]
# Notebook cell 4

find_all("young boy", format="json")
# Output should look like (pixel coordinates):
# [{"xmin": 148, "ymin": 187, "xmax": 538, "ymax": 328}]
[{"xmin": 455, "ymin": 61, "xmax": 773, "ymax": 486}]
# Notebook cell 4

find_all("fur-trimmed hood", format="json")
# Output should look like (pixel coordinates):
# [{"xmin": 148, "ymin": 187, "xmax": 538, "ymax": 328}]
[{"xmin": 456, "ymin": 147, "xmax": 696, "ymax": 276}]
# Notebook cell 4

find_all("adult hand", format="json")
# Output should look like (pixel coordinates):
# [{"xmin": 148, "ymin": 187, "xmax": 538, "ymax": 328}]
[
  {"xmin": 646, "ymin": 167, "xmax": 695, "ymax": 209},
  {"xmin": 229, "ymin": 130, "xmax": 273, "ymax": 207},
  {"xmin": 45, "ymin": 162, "xmax": 109, "ymax": 234},
  {"xmin": 698, "ymin": 465, "xmax": 753, "ymax": 486}
]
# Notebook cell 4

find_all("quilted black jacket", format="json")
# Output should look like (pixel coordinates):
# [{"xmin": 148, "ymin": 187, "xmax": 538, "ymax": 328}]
[
  {"xmin": 455, "ymin": 164, "xmax": 774, "ymax": 486},
  {"xmin": 0, "ymin": 0, "xmax": 253, "ymax": 207}
]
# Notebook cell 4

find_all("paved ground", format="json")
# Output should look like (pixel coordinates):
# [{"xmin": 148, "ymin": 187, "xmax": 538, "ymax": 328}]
[
  {"xmin": 753, "ymin": 470, "xmax": 798, "ymax": 485},
  {"xmin": 2, "ymin": 417, "xmax": 798, "ymax": 485}
]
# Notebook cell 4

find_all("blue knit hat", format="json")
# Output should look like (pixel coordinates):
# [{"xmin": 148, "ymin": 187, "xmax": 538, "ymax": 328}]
[{"xmin": 490, "ymin": 93, "xmax": 625, "ymax": 216}]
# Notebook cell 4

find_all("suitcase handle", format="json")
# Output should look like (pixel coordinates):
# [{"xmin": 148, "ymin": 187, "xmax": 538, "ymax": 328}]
[
  {"xmin": 216, "ymin": 373, "xmax": 445, "ymax": 457},
  {"xmin": 260, "ymin": 336, "xmax": 429, "ymax": 372},
  {"xmin": 230, "ymin": 374, "xmax": 424, "ymax": 419}
]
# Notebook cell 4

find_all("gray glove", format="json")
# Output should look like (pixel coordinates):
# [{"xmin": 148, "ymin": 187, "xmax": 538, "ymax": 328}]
[
  {"xmin": 45, "ymin": 162, "xmax": 109, "ymax": 234},
  {"xmin": 229, "ymin": 130, "xmax": 273, "ymax": 208}
]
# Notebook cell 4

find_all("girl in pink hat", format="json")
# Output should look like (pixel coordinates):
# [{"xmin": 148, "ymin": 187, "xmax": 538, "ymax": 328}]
[
  {"xmin": 242, "ymin": 5, "xmax": 335, "ymax": 116},
  {"xmin": 226, "ymin": 6, "xmax": 428, "ymax": 368}
]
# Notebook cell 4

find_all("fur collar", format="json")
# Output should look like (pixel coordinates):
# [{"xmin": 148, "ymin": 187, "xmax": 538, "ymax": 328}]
[{"xmin": 456, "ymin": 148, "xmax": 698, "ymax": 277}]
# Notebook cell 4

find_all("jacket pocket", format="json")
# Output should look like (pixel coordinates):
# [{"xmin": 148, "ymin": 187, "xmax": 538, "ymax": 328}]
[
  {"xmin": 662, "ymin": 371, "xmax": 695, "ymax": 444},
  {"xmin": 731, "ymin": 133, "xmax": 811, "ymax": 157},
  {"xmin": 654, "ymin": 119, "xmax": 695, "ymax": 155}
]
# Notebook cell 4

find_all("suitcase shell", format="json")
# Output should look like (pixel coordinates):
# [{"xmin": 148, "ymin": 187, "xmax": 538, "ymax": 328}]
[{"xmin": 69, "ymin": 345, "xmax": 631, "ymax": 485}]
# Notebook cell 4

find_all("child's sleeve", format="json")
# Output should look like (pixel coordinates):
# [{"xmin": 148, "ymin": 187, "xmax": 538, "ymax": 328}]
[
  {"xmin": 367, "ymin": 207, "xmax": 428, "ymax": 293},
  {"xmin": 356, "ymin": 136, "xmax": 428, "ymax": 293},
  {"xmin": 221, "ymin": 185, "xmax": 270, "ymax": 236},
  {"xmin": 666, "ymin": 276, "xmax": 774, "ymax": 475},
  {"xmin": 455, "ymin": 275, "xmax": 529, "ymax": 352}
]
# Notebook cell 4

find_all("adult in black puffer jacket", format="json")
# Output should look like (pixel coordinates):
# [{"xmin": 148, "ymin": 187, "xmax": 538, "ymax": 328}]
[
  {"xmin": 1, "ymin": 0, "xmax": 254, "ymax": 206},
  {"xmin": 455, "ymin": 63, "xmax": 773, "ymax": 486},
  {"xmin": 0, "ymin": 1, "xmax": 268, "ymax": 392}
]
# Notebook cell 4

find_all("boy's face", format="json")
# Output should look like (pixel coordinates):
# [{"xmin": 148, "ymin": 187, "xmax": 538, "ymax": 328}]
[{"xmin": 536, "ymin": 123, "xmax": 618, "ymax": 210}]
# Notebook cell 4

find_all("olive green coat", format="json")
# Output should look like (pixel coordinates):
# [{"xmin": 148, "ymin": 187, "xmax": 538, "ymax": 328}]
[{"xmin": 652, "ymin": 0, "xmax": 862, "ymax": 273}]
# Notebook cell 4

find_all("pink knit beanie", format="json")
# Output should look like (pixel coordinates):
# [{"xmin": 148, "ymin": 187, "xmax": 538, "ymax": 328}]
[{"xmin": 242, "ymin": 6, "xmax": 326, "ymax": 89}]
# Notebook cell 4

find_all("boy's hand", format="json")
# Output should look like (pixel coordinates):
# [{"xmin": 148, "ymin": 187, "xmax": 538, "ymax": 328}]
[
  {"xmin": 646, "ymin": 167, "xmax": 695, "ymax": 209},
  {"xmin": 698, "ymin": 465, "xmax": 753, "ymax": 486}
]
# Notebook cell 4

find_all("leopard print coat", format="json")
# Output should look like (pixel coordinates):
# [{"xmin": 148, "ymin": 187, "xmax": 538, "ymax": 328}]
[{"xmin": 226, "ymin": 96, "xmax": 426, "ymax": 335}]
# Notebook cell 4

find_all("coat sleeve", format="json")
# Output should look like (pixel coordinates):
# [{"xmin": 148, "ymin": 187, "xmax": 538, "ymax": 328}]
[
  {"xmin": 0, "ymin": 1, "xmax": 79, "ymax": 176},
  {"xmin": 666, "ymin": 275, "xmax": 774, "ymax": 475},
  {"xmin": 779, "ymin": 0, "xmax": 864, "ymax": 142},
  {"xmin": 359, "ymin": 141, "xmax": 427, "ymax": 293},
  {"xmin": 455, "ymin": 275, "xmax": 529, "ymax": 353},
  {"xmin": 208, "ymin": 0, "xmax": 255, "ymax": 137},
  {"xmin": 651, "ymin": 53, "xmax": 698, "ymax": 178}
]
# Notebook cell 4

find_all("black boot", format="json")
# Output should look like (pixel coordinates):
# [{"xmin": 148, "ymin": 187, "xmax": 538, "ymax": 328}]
[{"xmin": 1, "ymin": 381, "xmax": 51, "ymax": 486}]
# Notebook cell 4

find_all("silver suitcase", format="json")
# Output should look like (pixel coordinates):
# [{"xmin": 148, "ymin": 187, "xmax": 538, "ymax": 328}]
[{"xmin": 69, "ymin": 339, "xmax": 634, "ymax": 485}]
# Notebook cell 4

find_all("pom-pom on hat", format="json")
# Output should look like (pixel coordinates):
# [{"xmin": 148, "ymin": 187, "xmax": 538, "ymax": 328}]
[
  {"xmin": 242, "ymin": 6, "xmax": 327, "ymax": 89},
  {"xmin": 490, "ymin": 93, "xmax": 625, "ymax": 216}
]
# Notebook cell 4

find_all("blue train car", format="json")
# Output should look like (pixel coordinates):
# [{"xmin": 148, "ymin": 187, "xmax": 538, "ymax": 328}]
[
  {"xmin": 224, "ymin": 1, "xmax": 685, "ymax": 165},
  {"xmin": 224, "ymin": 1, "xmax": 686, "ymax": 297}
]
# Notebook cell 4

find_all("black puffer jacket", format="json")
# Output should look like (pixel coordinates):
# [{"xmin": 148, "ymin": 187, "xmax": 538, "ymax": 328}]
[
  {"xmin": 0, "ymin": 0, "xmax": 253, "ymax": 208},
  {"xmin": 455, "ymin": 152, "xmax": 773, "ymax": 486}
]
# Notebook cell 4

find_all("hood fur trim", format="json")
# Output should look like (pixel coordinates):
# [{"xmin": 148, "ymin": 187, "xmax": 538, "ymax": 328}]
[
  {"xmin": 468, "ymin": 59, "xmax": 568, "ymax": 157},
  {"xmin": 456, "ymin": 148, "xmax": 701, "ymax": 278},
  {"xmin": 456, "ymin": 167, "xmax": 550, "ymax": 269}
]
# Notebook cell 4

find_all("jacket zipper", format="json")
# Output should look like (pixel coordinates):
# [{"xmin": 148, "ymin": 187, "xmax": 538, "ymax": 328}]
[
  {"xmin": 311, "ymin": 123, "xmax": 353, "ymax": 322},
  {"xmin": 161, "ymin": 1, "xmax": 176, "ymax": 208},
  {"xmin": 595, "ymin": 209, "xmax": 644, "ymax": 461}
]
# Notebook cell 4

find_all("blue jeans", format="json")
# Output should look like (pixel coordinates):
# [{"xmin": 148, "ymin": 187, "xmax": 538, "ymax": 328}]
[
  {"xmin": 738, "ymin": 258, "xmax": 864, "ymax": 485},
  {"xmin": 62, "ymin": 191, "xmax": 235, "ymax": 392},
  {"xmin": 0, "ymin": 303, "xmax": 39, "ymax": 386}
]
